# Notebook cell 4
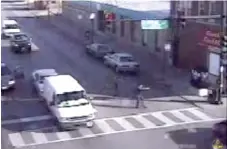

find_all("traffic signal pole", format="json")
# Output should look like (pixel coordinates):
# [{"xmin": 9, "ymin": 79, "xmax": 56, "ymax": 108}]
[{"xmin": 218, "ymin": 2, "xmax": 227, "ymax": 104}]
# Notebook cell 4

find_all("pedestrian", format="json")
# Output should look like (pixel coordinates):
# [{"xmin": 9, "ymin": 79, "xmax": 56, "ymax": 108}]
[
  {"xmin": 135, "ymin": 84, "xmax": 148, "ymax": 108},
  {"xmin": 113, "ymin": 76, "xmax": 119, "ymax": 97}
]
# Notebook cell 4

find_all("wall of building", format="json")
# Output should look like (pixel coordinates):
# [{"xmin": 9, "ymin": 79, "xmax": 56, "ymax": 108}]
[
  {"xmin": 61, "ymin": 1, "xmax": 170, "ymax": 53},
  {"xmin": 177, "ymin": 21, "xmax": 221, "ymax": 69}
]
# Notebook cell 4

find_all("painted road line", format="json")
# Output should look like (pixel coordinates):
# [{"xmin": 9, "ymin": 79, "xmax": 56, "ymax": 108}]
[
  {"xmin": 2, "ymin": 115, "xmax": 53, "ymax": 125},
  {"xmin": 189, "ymin": 108, "xmax": 212, "ymax": 120},
  {"xmin": 95, "ymin": 119, "xmax": 115, "ymax": 133},
  {"xmin": 113, "ymin": 117, "xmax": 136, "ymax": 131},
  {"xmin": 12, "ymin": 118, "xmax": 226, "ymax": 148},
  {"xmin": 77, "ymin": 128, "xmax": 95, "ymax": 137},
  {"xmin": 152, "ymin": 112, "xmax": 176, "ymax": 126},
  {"xmin": 133, "ymin": 115, "xmax": 156, "ymax": 128},
  {"xmin": 56, "ymin": 131, "xmax": 72, "ymax": 140},
  {"xmin": 31, "ymin": 132, "xmax": 48, "ymax": 144},
  {"xmin": 8, "ymin": 133, "xmax": 25, "ymax": 147},
  {"xmin": 170, "ymin": 110, "xmax": 195, "ymax": 123}
]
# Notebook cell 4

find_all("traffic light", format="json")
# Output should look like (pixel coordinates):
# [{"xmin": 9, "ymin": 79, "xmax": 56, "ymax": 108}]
[
  {"xmin": 221, "ymin": 34, "xmax": 227, "ymax": 52},
  {"xmin": 221, "ymin": 34, "xmax": 227, "ymax": 66}
]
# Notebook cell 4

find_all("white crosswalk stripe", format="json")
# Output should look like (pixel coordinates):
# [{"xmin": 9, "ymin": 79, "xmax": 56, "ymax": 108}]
[{"xmin": 7, "ymin": 107, "xmax": 224, "ymax": 148}]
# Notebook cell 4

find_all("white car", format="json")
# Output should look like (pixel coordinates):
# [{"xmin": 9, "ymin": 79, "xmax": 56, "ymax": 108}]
[
  {"xmin": 2, "ymin": 20, "xmax": 21, "ymax": 38},
  {"xmin": 32, "ymin": 69, "xmax": 58, "ymax": 96},
  {"xmin": 104, "ymin": 53, "xmax": 140, "ymax": 73}
]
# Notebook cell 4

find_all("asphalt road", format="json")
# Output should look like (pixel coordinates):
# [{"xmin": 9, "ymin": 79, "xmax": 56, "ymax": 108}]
[{"xmin": 1, "ymin": 2, "xmax": 226, "ymax": 149}]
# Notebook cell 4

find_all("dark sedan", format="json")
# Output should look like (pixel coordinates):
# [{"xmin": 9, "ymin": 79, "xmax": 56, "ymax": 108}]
[
  {"xmin": 85, "ymin": 43, "xmax": 114, "ymax": 59},
  {"xmin": 10, "ymin": 33, "xmax": 32, "ymax": 53}
]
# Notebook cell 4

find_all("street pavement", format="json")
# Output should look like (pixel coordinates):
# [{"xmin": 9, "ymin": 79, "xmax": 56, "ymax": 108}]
[{"xmin": 1, "ymin": 2, "xmax": 227, "ymax": 149}]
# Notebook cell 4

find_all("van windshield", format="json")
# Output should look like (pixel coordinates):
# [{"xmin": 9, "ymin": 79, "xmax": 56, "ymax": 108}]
[
  {"xmin": 5, "ymin": 24, "xmax": 19, "ymax": 29},
  {"xmin": 56, "ymin": 91, "xmax": 88, "ymax": 107}
]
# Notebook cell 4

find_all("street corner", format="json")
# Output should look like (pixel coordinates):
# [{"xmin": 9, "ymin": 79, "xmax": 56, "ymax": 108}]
[{"xmin": 31, "ymin": 42, "xmax": 39, "ymax": 51}]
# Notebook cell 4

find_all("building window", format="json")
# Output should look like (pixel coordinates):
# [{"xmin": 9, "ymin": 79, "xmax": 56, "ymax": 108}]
[{"xmin": 199, "ymin": 1, "xmax": 205, "ymax": 15}]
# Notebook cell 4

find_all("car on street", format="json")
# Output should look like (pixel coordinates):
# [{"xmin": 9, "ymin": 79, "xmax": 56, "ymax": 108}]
[
  {"xmin": 42, "ymin": 75, "xmax": 97, "ymax": 130},
  {"xmin": 85, "ymin": 43, "xmax": 114, "ymax": 59},
  {"xmin": 32, "ymin": 69, "xmax": 58, "ymax": 96},
  {"xmin": 10, "ymin": 33, "xmax": 32, "ymax": 53},
  {"xmin": 103, "ymin": 53, "xmax": 140, "ymax": 73},
  {"xmin": 212, "ymin": 120, "xmax": 227, "ymax": 149},
  {"xmin": 1, "ymin": 20, "xmax": 21, "ymax": 38},
  {"xmin": 1, "ymin": 63, "xmax": 16, "ymax": 90}
]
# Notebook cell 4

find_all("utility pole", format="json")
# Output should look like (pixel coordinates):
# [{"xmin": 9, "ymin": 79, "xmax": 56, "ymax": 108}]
[{"xmin": 218, "ymin": 1, "xmax": 227, "ymax": 104}]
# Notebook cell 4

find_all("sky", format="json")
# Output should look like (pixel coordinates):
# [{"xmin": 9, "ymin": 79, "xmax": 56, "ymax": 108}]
[{"xmin": 88, "ymin": 0, "xmax": 171, "ymax": 11}]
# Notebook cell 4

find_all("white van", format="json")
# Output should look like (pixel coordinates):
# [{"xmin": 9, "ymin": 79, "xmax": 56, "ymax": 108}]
[
  {"xmin": 43, "ymin": 75, "xmax": 97, "ymax": 129},
  {"xmin": 2, "ymin": 20, "xmax": 21, "ymax": 38}
]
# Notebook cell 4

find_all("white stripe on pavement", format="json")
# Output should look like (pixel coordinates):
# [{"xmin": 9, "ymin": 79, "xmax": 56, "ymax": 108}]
[
  {"xmin": 170, "ymin": 110, "xmax": 195, "ymax": 123},
  {"xmin": 2, "ymin": 115, "xmax": 53, "ymax": 125},
  {"xmin": 113, "ymin": 117, "xmax": 136, "ymax": 131},
  {"xmin": 189, "ymin": 108, "xmax": 212, "ymax": 120},
  {"xmin": 152, "ymin": 112, "xmax": 176, "ymax": 126},
  {"xmin": 133, "ymin": 115, "xmax": 156, "ymax": 128},
  {"xmin": 8, "ymin": 133, "xmax": 25, "ymax": 147},
  {"xmin": 77, "ymin": 128, "xmax": 95, "ymax": 137},
  {"xmin": 31, "ymin": 132, "xmax": 48, "ymax": 144},
  {"xmin": 95, "ymin": 120, "xmax": 115, "ymax": 133},
  {"xmin": 56, "ymin": 132, "xmax": 72, "ymax": 140}
]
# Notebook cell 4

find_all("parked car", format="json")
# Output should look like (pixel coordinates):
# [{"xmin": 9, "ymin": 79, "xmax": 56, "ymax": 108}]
[
  {"xmin": 85, "ymin": 43, "xmax": 114, "ymax": 59},
  {"xmin": 103, "ymin": 53, "xmax": 140, "ymax": 73},
  {"xmin": 10, "ymin": 33, "xmax": 32, "ymax": 53},
  {"xmin": 1, "ymin": 20, "xmax": 21, "ymax": 38},
  {"xmin": 212, "ymin": 120, "xmax": 227, "ymax": 149},
  {"xmin": 1, "ymin": 63, "xmax": 16, "ymax": 90},
  {"xmin": 32, "ymin": 69, "xmax": 58, "ymax": 96}
]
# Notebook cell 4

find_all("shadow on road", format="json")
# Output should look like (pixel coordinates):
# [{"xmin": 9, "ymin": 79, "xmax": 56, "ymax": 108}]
[{"xmin": 168, "ymin": 127, "xmax": 214, "ymax": 149}]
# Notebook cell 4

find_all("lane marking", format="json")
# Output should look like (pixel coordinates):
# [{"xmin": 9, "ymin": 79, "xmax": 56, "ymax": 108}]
[
  {"xmin": 77, "ymin": 128, "xmax": 95, "ymax": 137},
  {"xmin": 31, "ymin": 132, "xmax": 48, "ymax": 144},
  {"xmin": 56, "ymin": 131, "xmax": 72, "ymax": 140},
  {"xmin": 95, "ymin": 119, "xmax": 115, "ymax": 133},
  {"xmin": 8, "ymin": 133, "xmax": 25, "ymax": 147},
  {"xmin": 152, "ymin": 112, "xmax": 176, "ymax": 126},
  {"xmin": 2, "ymin": 115, "xmax": 53, "ymax": 125},
  {"xmin": 189, "ymin": 108, "xmax": 212, "ymax": 120},
  {"xmin": 113, "ymin": 117, "xmax": 136, "ymax": 131},
  {"xmin": 133, "ymin": 115, "xmax": 156, "ymax": 128},
  {"xmin": 15, "ymin": 118, "xmax": 226, "ymax": 148},
  {"xmin": 170, "ymin": 111, "xmax": 195, "ymax": 123}
]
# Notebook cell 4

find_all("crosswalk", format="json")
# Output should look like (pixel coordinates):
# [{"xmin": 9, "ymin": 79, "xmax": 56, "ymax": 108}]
[{"xmin": 7, "ymin": 107, "xmax": 223, "ymax": 148}]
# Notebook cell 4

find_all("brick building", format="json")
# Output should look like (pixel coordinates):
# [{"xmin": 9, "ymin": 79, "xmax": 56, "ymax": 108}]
[{"xmin": 170, "ymin": 1, "xmax": 226, "ymax": 80}]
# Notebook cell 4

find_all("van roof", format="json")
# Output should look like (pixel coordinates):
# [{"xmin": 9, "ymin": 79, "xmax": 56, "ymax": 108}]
[
  {"xmin": 45, "ymin": 75, "xmax": 84, "ymax": 94},
  {"xmin": 3, "ymin": 20, "xmax": 18, "ymax": 25}
]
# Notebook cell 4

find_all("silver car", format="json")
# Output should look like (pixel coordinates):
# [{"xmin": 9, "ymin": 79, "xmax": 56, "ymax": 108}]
[
  {"xmin": 32, "ymin": 69, "xmax": 58, "ymax": 96},
  {"xmin": 1, "ymin": 63, "xmax": 16, "ymax": 90},
  {"xmin": 103, "ymin": 53, "xmax": 140, "ymax": 73},
  {"xmin": 85, "ymin": 43, "xmax": 114, "ymax": 59}
]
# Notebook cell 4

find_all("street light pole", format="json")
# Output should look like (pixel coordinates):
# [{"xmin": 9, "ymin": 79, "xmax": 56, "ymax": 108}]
[{"xmin": 89, "ymin": 13, "xmax": 95, "ymax": 44}]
